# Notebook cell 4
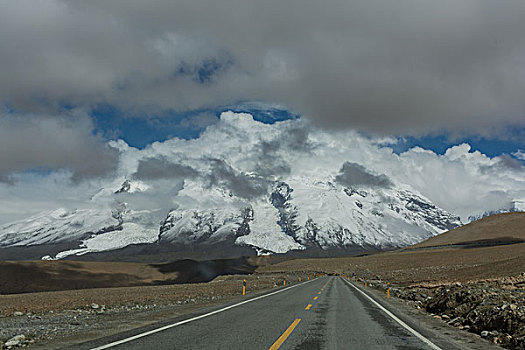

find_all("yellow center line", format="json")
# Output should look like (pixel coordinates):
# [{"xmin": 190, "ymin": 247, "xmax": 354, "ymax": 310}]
[
  {"xmin": 269, "ymin": 318, "xmax": 301, "ymax": 350},
  {"xmin": 305, "ymin": 304, "xmax": 312, "ymax": 310},
  {"xmin": 313, "ymin": 296, "xmax": 318, "ymax": 300}
]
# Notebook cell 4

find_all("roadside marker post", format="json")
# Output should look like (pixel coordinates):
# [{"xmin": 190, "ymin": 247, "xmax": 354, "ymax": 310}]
[
  {"xmin": 283, "ymin": 276, "xmax": 286, "ymax": 286},
  {"xmin": 387, "ymin": 282, "xmax": 390, "ymax": 299},
  {"xmin": 365, "ymin": 281, "xmax": 367, "ymax": 288},
  {"xmin": 299, "ymin": 276, "xmax": 301, "ymax": 282},
  {"xmin": 243, "ymin": 279, "xmax": 246, "ymax": 296}
]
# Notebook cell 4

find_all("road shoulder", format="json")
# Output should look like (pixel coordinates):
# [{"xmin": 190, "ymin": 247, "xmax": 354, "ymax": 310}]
[{"xmin": 341, "ymin": 277, "xmax": 503, "ymax": 350}]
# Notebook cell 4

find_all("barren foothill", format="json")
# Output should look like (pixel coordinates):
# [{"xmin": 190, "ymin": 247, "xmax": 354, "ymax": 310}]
[{"xmin": 412, "ymin": 212, "xmax": 525, "ymax": 249}]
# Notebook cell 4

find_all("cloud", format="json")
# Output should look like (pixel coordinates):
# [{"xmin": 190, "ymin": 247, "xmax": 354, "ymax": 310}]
[
  {"xmin": 0, "ymin": 170, "xmax": 108, "ymax": 224},
  {"xmin": 513, "ymin": 150, "xmax": 525, "ymax": 161},
  {"xmin": 0, "ymin": 112, "xmax": 118, "ymax": 182},
  {"xmin": 389, "ymin": 143, "xmax": 525, "ymax": 220},
  {"xmin": 489, "ymin": 154, "xmax": 524, "ymax": 171},
  {"xmin": 133, "ymin": 157, "xmax": 198, "ymax": 180},
  {"xmin": 178, "ymin": 113, "xmax": 219, "ymax": 130},
  {"xmin": 335, "ymin": 162, "xmax": 392, "ymax": 188},
  {"xmin": 206, "ymin": 159, "xmax": 270, "ymax": 199},
  {"xmin": 254, "ymin": 125, "xmax": 311, "ymax": 177},
  {"xmin": 1, "ymin": 1, "xmax": 524, "ymax": 136},
  {"xmin": 1, "ymin": 113, "xmax": 524, "ymax": 226}
]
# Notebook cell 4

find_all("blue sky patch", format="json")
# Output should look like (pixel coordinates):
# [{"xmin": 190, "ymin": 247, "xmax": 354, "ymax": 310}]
[
  {"xmin": 90, "ymin": 103, "xmax": 524, "ymax": 158},
  {"xmin": 390, "ymin": 131, "xmax": 525, "ymax": 158},
  {"xmin": 91, "ymin": 103, "xmax": 298, "ymax": 148}
]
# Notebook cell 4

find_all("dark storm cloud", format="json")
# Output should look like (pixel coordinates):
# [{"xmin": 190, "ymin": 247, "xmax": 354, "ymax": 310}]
[
  {"xmin": 1, "ymin": 1, "xmax": 525, "ymax": 136},
  {"xmin": 0, "ymin": 113, "xmax": 118, "ymax": 183},
  {"xmin": 255, "ymin": 125, "xmax": 311, "ymax": 176},
  {"xmin": 254, "ymin": 153, "xmax": 291, "ymax": 177},
  {"xmin": 479, "ymin": 154, "xmax": 525, "ymax": 174},
  {"xmin": 133, "ymin": 157, "xmax": 198, "ymax": 180},
  {"xmin": 335, "ymin": 162, "xmax": 392, "ymax": 188},
  {"xmin": 207, "ymin": 159, "xmax": 270, "ymax": 199},
  {"xmin": 495, "ymin": 154, "xmax": 524, "ymax": 170}
]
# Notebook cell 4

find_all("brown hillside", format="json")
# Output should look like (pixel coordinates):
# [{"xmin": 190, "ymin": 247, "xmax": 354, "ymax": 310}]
[
  {"xmin": 0, "ymin": 257, "xmax": 257, "ymax": 294},
  {"xmin": 411, "ymin": 212, "xmax": 525, "ymax": 249}
]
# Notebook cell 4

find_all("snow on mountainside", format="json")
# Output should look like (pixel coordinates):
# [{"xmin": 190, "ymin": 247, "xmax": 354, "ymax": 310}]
[
  {"xmin": 0, "ymin": 208, "xmax": 120, "ymax": 246},
  {"xmin": 0, "ymin": 179, "xmax": 461, "ymax": 259},
  {"xmin": 0, "ymin": 111, "xmax": 476, "ymax": 259},
  {"xmin": 467, "ymin": 200, "xmax": 525, "ymax": 223}
]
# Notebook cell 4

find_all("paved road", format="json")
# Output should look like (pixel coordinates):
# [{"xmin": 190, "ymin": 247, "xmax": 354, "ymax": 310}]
[{"xmin": 75, "ymin": 276, "xmax": 462, "ymax": 350}]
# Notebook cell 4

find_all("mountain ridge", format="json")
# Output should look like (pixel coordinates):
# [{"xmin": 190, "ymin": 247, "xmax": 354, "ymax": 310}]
[{"xmin": 0, "ymin": 176, "xmax": 462, "ymax": 260}]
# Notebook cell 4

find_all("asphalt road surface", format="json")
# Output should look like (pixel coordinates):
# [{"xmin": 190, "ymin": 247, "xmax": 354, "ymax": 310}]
[{"xmin": 74, "ymin": 276, "xmax": 476, "ymax": 350}]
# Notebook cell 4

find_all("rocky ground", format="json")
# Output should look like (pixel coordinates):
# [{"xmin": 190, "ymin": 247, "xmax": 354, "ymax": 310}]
[
  {"xmin": 363, "ymin": 274, "xmax": 525, "ymax": 350},
  {"xmin": 0, "ymin": 273, "xmax": 295, "ymax": 349}
]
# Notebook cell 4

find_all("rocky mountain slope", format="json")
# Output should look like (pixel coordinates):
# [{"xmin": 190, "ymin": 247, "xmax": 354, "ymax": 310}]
[{"xmin": 0, "ymin": 176, "xmax": 461, "ymax": 259}]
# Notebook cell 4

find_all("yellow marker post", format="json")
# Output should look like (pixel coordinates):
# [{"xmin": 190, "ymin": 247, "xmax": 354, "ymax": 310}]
[
  {"xmin": 308, "ymin": 275, "xmax": 310, "ymax": 281},
  {"xmin": 299, "ymin": 276, "xmax": 301, "ymax": 282},
  {"xmin": 243, "ymin": 279, "xmax": 246, "ymax": 296},
  {"xmin": 387, "ymin": 282, "xmax": 390, "ymax": 299},
  {"xmin": 365, "ymin": 281, "xmax": 367, "ymax": 288},
  {"xmin": 283, "ymin": 277, "xmax": 286, "ymax": 286}
]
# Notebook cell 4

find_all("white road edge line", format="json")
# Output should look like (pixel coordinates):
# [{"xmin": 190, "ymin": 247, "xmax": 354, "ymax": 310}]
[
  {"xmin": 342, "ymin": 277, "xmax": 442, "ymax": 350},
  {"xmin": 90, "ymin": 278, "xmax": 318, "ymax": 350}
]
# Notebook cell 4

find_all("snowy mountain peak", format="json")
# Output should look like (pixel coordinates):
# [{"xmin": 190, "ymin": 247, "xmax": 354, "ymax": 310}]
[{"xmin": 115, "ymin": 179, "xmax": 150, "ymax": 194}]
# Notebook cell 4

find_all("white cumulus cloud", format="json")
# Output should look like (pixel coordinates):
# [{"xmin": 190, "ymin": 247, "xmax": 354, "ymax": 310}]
[{"xmin": 0, "ymin": 112, "xmax": 524, "ymax": 226}]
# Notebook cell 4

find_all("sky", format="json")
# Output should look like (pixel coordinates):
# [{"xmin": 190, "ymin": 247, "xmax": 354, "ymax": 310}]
[{"xmin": 0, "ymin": 1, "xmax": 525, "ymax": 223}]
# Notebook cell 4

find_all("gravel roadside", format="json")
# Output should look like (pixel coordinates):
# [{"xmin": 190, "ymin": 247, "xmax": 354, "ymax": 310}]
[{"xmin": 0, "ymin": 273, "xmax": 296, "ymax": 349}]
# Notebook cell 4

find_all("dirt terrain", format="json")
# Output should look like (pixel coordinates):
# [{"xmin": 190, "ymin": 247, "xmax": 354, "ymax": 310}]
[
  {"xmin": 412, "ymin": 212, "xmax": 525, "ymax": 249},
  {"xmin": 259, "ymin": 242, "xmax": 525, "ymax": 285},
  {"xmin": 0, "ymin": 257, "xmax": 259, "ymax": 294},
  {"xmin": 0, "ymin": 273, "xmax": 294, "ymax": 317}
]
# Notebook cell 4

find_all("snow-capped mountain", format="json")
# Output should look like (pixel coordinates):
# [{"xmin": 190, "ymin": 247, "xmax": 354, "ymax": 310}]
[
  {"xmin": 158, "ymin": 179, "xmax": 460, "ymax": 254},
  {"xmin": 467, "ymin": 200, "xmax": 525, "ymax": 223},
  {"xmin": 0, "ymin": 178, "xmax": 461, "ymax": 259},
  {"xmin": 4, "ymin": 110, "xmax": 522, "ymax": 260},
  {"xmin": 0, "ymin": 175, "xmax": 461, "ymax": 259}
]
